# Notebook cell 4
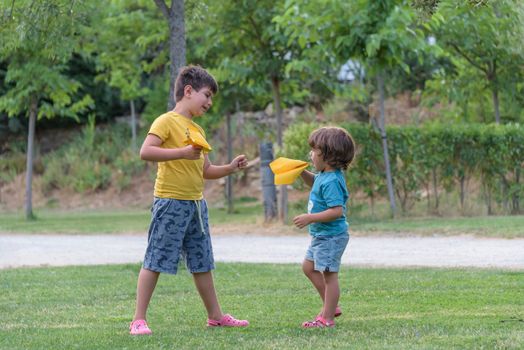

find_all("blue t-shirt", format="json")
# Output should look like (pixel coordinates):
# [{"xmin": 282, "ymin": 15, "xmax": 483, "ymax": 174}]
[{"xmin": 308, "ymin": 169, "xmax": 349, "ymax": 237}]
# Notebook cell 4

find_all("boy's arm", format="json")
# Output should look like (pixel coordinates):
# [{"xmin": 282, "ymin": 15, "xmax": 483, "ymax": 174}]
[
  {"xmin": 300, "ymin": 170, "xmax": 315, "ymax": 187},
  {"xmin": 203, "ymin": 153, "xmax": 248, "ymax": 179},
  {"xmin": 140, "ymin": 134, "xmax": 201, "ymax": 161},
  {"xmin": 293, "ymin": 206, "xmax": 343, "ymax": 229}
]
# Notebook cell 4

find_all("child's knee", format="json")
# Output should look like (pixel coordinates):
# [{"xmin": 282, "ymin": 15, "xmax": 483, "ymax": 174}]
[
  {"xmin": 302, "ymin": 260, "xmax": 315, "ymax": 275},
  {"xmin": 323, "ymin": 271, "xmax": 338, "ymax": 283}
]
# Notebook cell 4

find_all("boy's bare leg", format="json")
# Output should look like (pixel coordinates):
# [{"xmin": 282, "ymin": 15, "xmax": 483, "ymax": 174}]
[
  {"xmin": 302, "ymin": 259, "xmax": 326, "ymax": 311},
  {"xmin": 193, "ymin": 271, "xmax": 223, "ymax": 320},
  {"xmin": 322, "ymin": 271, "xmax": 340, "ymax": 321},
  {"xmin": 133, "ymin": 268, "xmax": 160, "ymax": 321}
]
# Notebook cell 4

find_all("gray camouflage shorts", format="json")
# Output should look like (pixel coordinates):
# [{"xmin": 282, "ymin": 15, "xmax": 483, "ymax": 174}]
[{"xmin": 143, "ymin": 197, "xmax": 215, "ymax": 275}]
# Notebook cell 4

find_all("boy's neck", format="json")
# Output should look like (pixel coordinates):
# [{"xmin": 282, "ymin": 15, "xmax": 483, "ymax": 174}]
[
  {"xmin": 322, "ymin": 165, "xmax": 336, "ymax": 172},
  {"xmin": 173, "ymin": 105, "xmax": 193, "ymax": 120}
]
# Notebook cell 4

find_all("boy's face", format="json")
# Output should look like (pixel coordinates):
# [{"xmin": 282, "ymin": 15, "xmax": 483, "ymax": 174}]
[
  {"xmin": 310, "ymin": 148, "xmax": 327, "ymax": 172},
  {"xmin": 188, "ymin": 86, "xmax": 214, "ymax": 117}
]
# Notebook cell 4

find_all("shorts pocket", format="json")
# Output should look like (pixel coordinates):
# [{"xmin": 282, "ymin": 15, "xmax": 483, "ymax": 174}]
[{"xmin": 152, "ymin": 198, "xmax": 173, "ymax": 220}]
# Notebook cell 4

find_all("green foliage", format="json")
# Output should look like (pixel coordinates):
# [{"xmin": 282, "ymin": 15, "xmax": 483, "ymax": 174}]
[
  {"xmin": 195, "ymin": 0, "xmax": 334, "ymax": 133},
  {"xmin": 284, "ymin": 122, "xmax": 524, "ymax": 215},
  {"xmin": 0, "ymin": 61, "xmax": 94, "ymax": 120},
  {"xmin": 85, "ymin": 1, "xmax": 154, "ymax": 102},
  {"xmin": 141, "ymin": 75, "xmax": 170, "ymax": 126},
  {"xmin": 41, "ymin": 123, "xmax": 145, "ymax": 193},
  {"xmin": 0, "ymin": 153, "xmax": 25, "ymax": 183},
  {"xmin": 0, "ymin": 1, "xmax": 95, "ymax": 120},
  {"xmin": 328, "ymin": 0, "xmax": 429, "ymax": 73},
  {"xmin": 42, "ymin": 146, "xmax": 111, "ymax": 193},
  {"xmin": 425, "ymin": 0, "xmax": 524, "ymax": 124},
  {"xmin": 0, "ymin": 138, "xmax": 26, "ymax": 183},
  {"xmin": 113, "ymin": 149, "xmax": 147, "ymax": 191},
  {"xmin": 279, "ymin": 122, "xmax": 318, "ymax": 160},
  {"xmin": 349, "ymin": 124, "xmax": 391, "ymax": 207}
]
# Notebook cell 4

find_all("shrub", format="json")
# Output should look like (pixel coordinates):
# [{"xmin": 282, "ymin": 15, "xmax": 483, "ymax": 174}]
[
  {"xmin": 41, "ymin": 122, "xmax": 143, "ymax": 193},
  {"xmin": 283, "ymin": 122, "xmax": 524, "ymax": 215}
]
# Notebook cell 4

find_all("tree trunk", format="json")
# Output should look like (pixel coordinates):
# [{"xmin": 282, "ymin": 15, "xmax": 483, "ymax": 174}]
[
  {"xmin": 226, "ymin": 112, "xmax": 234, "ymax": 214},
  {"xmin": 377, "ymin": 72, "xmax": 397, "ymax": 217},
  {"xmin": 237, "ymin": 104, "xmax": 248, "ymax": 186},
  {"xmin": 425, "ymin": 182, "xmax": 431, "ymax": 214},
  {"xmin": 500, "ymin": 175, "xmax": 509, "ymax": 213},
  {"xmin": 130, "ymin": 99, "xmax": 137, "ymax": 152},
  {"xmin": 370, "ymin": 193, "xmax": 375, "ymax": 217},
  {"xmin": 432, "ymin": 168, "xmax": 439, "ymax": 213},
  {"xmin": 168, "ymin": 0, "xmax": 186, "ymax": 110},
  {"xmin": 271, "ymin": 76, "xmax": 288, "ymax": 223},
  {"xmin": 491, "ymin": 86, "xmax": 501, "ymax": 124},
  {"xmin": 459, "ymin": 174, "xmax": 465, "ymax": 213},
  {"xmin": 260, "ymin": 142, "xmax": 277, "ymax": 221},
  {"xmin": 485, "ymin": 185, "xmax": 493, "ymax": 215},
  {"xmin": 512, "ymin": 167, "xmax": 520, "ymax": 214},
  {"xmin": 272, "ymin": 76, "xmax": 283, "ymax": 148},
  {"xmin": 25, "ymin": 97, "xmax": 37, "ymax": 220},
  {"xmin": 154, "ymin": 0, "xmax": 186, "ymax": 111},
  {"xmin": 488, "ymin": 60, "xmax": 501, "ymax": 124}
]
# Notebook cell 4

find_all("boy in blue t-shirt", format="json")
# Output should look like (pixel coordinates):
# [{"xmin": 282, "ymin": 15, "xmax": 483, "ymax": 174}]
[{"xmin": 293, "ymin": 126, "xmax": 356, "ymax": 328}]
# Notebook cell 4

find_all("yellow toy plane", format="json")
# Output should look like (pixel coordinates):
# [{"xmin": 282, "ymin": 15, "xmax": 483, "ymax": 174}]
[
  {"xmin": 269, "ymin": 157, "xmax": 309, "ymax": 185},
  {"xmin": 185, "ymin": 128, "xmax": 212, "ymax": 152}
]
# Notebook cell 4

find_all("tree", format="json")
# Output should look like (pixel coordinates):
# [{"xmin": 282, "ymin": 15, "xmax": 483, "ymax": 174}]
[
  {"xmin": 203, "ymin": 79, "xmax": 262, "ymax": 215},
  {"xmin": 0, "ymin": 1, "xmax": 94, "ymax": 219},
  {"xmin": 273, "ymin": 8, "xmax": 342, "ymax": 121},
  {"xmin": 153, "ymin": 0, "xmax": 186, "ymax": 110},
  {"xmin": 279, "ymin": 0, "xmax": 429, "ymax": 217},
  {"xmin": 86, "ymin": 1, "xmax": 153, "ymax": 151},
  {"xmin": 340, "ymin": 1, "xmax": 432, "ymax": 217},
  {"xmin": 197, "ymin": 0, "xmax": 310, "ymax": 222},
  {"xmin": 428, "ymin": 0, "xmax": 524, "ymax": 124}
]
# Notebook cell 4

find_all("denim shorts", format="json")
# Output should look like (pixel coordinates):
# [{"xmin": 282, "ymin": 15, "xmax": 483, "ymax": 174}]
[
  {"xmin": 143, "ymin": 197, "xmax": 215, "ymax": 275},
  {"xmin": 305, "ymin": 232, "xmax": 349, "ymax": 272}
]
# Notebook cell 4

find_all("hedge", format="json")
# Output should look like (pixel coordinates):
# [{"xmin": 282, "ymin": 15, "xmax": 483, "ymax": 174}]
[{"xmin": 283, "ymin": 122, "xmax": 524, "ymax": 215}]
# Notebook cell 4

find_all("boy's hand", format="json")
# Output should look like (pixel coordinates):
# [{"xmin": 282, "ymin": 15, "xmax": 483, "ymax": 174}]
[
  {"xmin": 293, "ymin": 214, "xmax": 312, "ymax": 229},
  {"xmin": 182, "ymin": 145, "xmax": 202, "ymax": 160},
  {"xmin": 230, "ymin": 155, "xmax": 248, "ymax": 172}
]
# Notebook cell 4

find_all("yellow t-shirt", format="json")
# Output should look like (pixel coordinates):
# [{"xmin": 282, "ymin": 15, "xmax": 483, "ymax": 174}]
[{"xmin": 148, "ymin": 111, "xmax": 209, "ymax": 200}]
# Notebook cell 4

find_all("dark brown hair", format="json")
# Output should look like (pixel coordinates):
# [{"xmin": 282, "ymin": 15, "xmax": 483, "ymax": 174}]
[
  {"xmin": 175, "ymin": 65, "xmax": 218, "ymax": 102},
  {"xmin": 308, "ymin": 126, "xmax": 356, "ymax": 170}
]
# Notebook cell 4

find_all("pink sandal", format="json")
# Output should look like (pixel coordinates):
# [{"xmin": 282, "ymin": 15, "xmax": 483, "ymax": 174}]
[
  {"xmin": 317, "ymin": 306, "xmax": 342, "ymax": 319},
  {"xmin": 335, "ymin": 306, "xmax": 342, "ymax": 317},
  {"xmin": 129, "ymin": 319, "xmax": 152, "ymax": 335},
  {"xmin": 207, "ymin": 314, "xmax": 249, "ymax": 327},
  {"xmin": 302, "ymin": 316, "xmax": 335, "ymax": 328}
]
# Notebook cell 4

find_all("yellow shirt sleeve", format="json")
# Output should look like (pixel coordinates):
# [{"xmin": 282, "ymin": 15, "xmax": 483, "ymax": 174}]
[{"xmin": 149, "ymin": 114, "xmax": 171, "ymax": 141}]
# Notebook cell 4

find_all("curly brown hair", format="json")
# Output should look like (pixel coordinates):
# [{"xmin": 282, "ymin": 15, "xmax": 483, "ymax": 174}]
[
  {"xmin": 308, "ymin": 126, "xmax": 356, "ymax": 170},
  {"xmin": 175, "ymin": 65, "xmax": 218, "ymax": 102}
]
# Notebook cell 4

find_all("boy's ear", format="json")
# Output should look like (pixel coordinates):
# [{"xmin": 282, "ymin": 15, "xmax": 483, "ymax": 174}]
[{"xmin": 184, "ymin": 85, "xmax": 193, "ymax": 97}]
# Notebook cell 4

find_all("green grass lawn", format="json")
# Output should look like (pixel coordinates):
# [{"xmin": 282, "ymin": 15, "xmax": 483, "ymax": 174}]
[
  {"xmin": 1, "ymin": 264, "xmax": 522, "ymax": 349},
  {"xmin": 1, "ymin": 206, "xmax": 523, "ymax": 238},
  {"xmin": 0, "ymin": 210, "xmax": 152, "ymax": 234},
  {"xmin": 0, "ymin": 205, "xmax": 262, "ymax": 234},
  {"xmin": 350, "ymin": 215, "xmax": 524, "ymax": 238}
]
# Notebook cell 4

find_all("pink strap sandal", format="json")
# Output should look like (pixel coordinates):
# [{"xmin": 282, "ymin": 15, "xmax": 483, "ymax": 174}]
[
  {"xmin": 207, "ymin": 314, "xmax": 249, "ymax": 327},
  {"xmin": 317, "ymin": 306, "xmax": 342, "ymax": 319},
  {"xmin": 335, "ymin": 306, "xmax": 342, "ymax": 317},
  {"xmin": 129, "ymin": 319, "xmax": 152, "ymax": 335},
  {"xmin": 302, "ymin": 316, "xmax": 335, "ymax": 328}
]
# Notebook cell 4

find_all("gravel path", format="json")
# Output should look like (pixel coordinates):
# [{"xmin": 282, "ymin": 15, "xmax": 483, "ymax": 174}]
[{"xmin": 1, "ymin": 234, "xmax": 523, "ymax": 269}]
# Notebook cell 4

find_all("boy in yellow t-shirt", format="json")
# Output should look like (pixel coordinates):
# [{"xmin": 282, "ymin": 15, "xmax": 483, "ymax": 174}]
[{"xmin": 130, "ymin": 65, "xmax": 249, "ymax": 335}]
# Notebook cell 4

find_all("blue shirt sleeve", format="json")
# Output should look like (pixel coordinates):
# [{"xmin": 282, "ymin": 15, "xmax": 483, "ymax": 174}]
[{"xmin": 321, "ymin": 179, "xmax": 347, "ymax": 208}]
